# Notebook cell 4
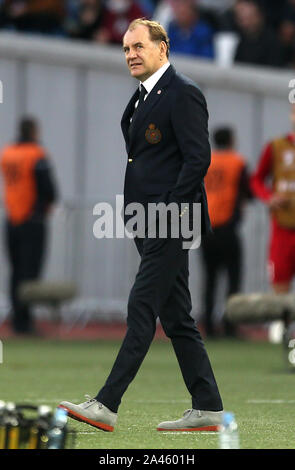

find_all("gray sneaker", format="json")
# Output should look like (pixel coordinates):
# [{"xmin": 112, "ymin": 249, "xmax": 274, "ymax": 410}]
[
  {"xmin": 157, "ymin": 409, "xmax": 222, "ymax": 432},
  {"xmin": 58, "ymin": 396, "xmax": 117, "ymax": 432}
]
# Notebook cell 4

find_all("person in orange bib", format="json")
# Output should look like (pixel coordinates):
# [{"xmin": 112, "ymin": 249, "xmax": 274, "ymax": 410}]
[
  {"xmin": 201, "ymin": 127, "xmax": 252, "ymax": 338},
  {"xmin": 251, "ymin": 104, "xmax": 295, "ymax": 295},
  {"xmin": 0, "ymin": 117, "xmax": 58, "ymax": 334}
]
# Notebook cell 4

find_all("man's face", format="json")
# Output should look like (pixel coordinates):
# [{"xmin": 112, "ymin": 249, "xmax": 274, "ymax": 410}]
[
  {"xmin": 235, "ymin": 2, "xmax": 263, "ymax": 34},
  {"xmin": 171, "ymin": 0, "xmax": 197, "ymax": 29},
  {"xmin": 123, "ymin": 25, "xmax": 167, "ymax": 82}
]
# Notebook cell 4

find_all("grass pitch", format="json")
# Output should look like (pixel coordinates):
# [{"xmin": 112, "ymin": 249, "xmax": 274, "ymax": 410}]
[{"xmin": 0, "ymin": 337, "xmax": 294, "ymax": 449}]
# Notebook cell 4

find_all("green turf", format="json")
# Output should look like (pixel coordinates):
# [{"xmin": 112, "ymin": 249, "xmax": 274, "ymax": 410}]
[{"xmin": 0, "ymin": 337, "xmax": 294, "ymax": 449}]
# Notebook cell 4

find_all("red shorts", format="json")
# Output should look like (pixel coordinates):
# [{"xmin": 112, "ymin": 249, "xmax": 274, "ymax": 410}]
[{"xmin": 268, "ymin": 219, "xmax": 295, "ymax": 284}]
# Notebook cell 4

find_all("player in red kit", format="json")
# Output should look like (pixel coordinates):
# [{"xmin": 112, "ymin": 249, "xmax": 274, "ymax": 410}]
[{"xmin": 251, "ymin": 105, "xmax": 295, "ymax": 294}]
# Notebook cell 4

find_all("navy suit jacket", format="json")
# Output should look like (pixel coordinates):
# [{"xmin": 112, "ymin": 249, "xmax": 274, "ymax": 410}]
[{"xmin": 121, "ymin": 64, "xmax": 212, "ymax": 235}]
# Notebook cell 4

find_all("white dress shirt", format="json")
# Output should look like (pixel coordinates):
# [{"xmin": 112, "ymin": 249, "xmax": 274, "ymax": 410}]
[
  {"xmin": 136, "ymin": 61, "xmax": 170, "ymax": 103},
  {"xmin": 140, "ymin": 61, "xmax": 171, "ymax": 98},
  {"xmin": 130, "ymin": 62, "xmax": 170, "ymax": 123}
]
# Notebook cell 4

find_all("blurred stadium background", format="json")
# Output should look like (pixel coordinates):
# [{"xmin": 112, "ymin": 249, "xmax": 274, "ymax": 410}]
[
  {"xmin": 0, "ymin": 30, "xmax": 292, "ymax": 332},
  {"xmin": 0, "ymin": 0, "xmax": 294, "ymax": 334}
]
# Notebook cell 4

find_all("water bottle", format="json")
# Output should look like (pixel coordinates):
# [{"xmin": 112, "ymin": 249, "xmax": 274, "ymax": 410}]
[
  {"xmin": 27, "ymin": 405, "xmax": 52, "ymax": 449},
  {"xmin": 37, "ymin": 405, "xmax": 53, "ymax": 449},
  {"xmin": 218, "ymin": 411, "xmax": 240, "ymax": 449},
  {"xmin": 5, "ymin": 402, "xmax": 20, "ymax": 449},
  {"xmin": 47, "ymin": 407, "xmax": 68, "ymax": 449}
]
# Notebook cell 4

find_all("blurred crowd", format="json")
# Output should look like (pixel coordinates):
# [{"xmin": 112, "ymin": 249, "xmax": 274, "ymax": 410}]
[{"xmin": 1, "ymin": 0, "xmax": 295, "ymax": 68}]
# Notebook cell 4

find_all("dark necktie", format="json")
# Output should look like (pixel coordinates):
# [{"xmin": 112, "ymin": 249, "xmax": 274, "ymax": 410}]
[{"xmin": 128, "ymin": 85, "xmax": 147, "ymax": 138}]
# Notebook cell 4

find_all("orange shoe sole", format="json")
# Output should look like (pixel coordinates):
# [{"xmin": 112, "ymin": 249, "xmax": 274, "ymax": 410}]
[
  {"xmin": 58, "ymin": 405, "xmax": 114, "ymax": 432},
  {"xmin": 157, "ymin": 425, "xmax": 219, "ymax": 432}
]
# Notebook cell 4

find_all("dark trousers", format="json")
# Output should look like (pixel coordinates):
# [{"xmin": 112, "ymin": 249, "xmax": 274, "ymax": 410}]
[
  {"xmin": 201, "ymin": 226, "xmax": 241, "ymax": 336},
  {"xmin": 96, "ymin": 230, "xmax": 223, "ymax": 413},
  {"xmin": 5, "ymin": 219, "xmax": 46, "ymax": 333}
]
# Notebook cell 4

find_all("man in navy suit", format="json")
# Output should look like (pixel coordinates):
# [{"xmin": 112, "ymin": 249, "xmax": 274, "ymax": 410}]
[{"xmin": 60, "ymin": 18, "xmax": 223, "ymax": 432}]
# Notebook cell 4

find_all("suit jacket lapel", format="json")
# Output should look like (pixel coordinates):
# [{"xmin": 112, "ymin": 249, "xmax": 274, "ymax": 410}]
[
  {"xmin": 121, "ymin": 88, "xmax": 140, "ymax": 148},
  {"xmin": 121, "ymin": 65, "xmax": 176, "ymax": 151},
  {"xmin": 126, "ymin": 65, "xmax": 176, "ymax": 150}
]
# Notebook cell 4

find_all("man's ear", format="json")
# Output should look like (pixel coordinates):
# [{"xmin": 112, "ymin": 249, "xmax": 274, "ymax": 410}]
[{"xmin": 160, "ymin": 41, "xmax": 167, "ymax": 59}]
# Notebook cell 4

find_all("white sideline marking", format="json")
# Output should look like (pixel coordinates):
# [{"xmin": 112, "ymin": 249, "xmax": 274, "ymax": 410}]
[
  {"xmin": 19, "ymin": 398, "xmax": 81, "ymax": 404},
  {"xmin": 159, "ymin": 432, "xmax": 218, "ymax": 435},
  {"xmin": 23, "ymin": 399, "xmax": 190, "ymax": 405},
  {"xmin": 133, "ymin": 400, "xmax": 190, "ymax": 404},
  {"xmin": 22, "ymin": 399, "xmax": 190, "ymax": 405},
  {"xmin": 76, "ymin": 432, "xmax": 97, "ymax": 435},
  {"xmin": 247, "ymin": 399, "xmax": 295, "ymax": 404}
]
